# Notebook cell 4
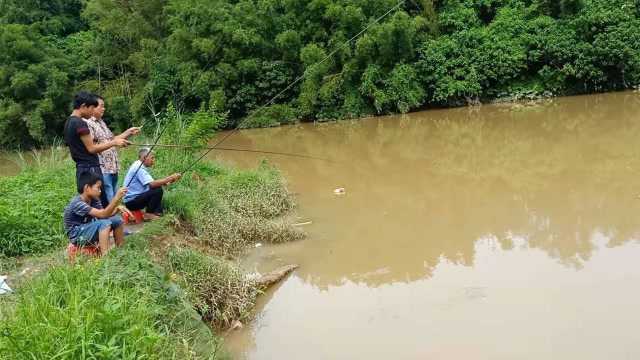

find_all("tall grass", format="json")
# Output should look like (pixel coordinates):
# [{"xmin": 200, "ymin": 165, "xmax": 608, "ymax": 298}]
[
  {"xmin": 138, "ymin": 106, "xmax": 305, "ymax": 255},
  {"xmin": 0, "ymin": 226, "xmax": 226, "ymax": 360},
  {"xmin": 15, "ymin": 139, "xmax": 69, "ymax": 172},
  {"xmin": 167, "ymin": 247, "xmax": 258, "ymax": 329},
  {"xmin": 168, "ymin": 163, "xmax": 305, "ymax": 255}
]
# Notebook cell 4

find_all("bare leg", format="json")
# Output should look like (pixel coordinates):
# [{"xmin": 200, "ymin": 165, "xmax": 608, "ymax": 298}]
[
  {"xmin": 98, "ymin": 226, "xmax": 112, "ymax": 255},
  {"xmin": 113, "ymin": 224, "xmax": 125, "ymax": 247}
]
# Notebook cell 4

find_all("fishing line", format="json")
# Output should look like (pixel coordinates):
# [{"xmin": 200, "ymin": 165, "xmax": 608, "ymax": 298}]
[
  {"xmin": 133, "ymin": 143, "xmax": 335, "ymax": 162},
  {"xmin": 178, "ymin": 0, "xmax": 407, "ymax": 173}
]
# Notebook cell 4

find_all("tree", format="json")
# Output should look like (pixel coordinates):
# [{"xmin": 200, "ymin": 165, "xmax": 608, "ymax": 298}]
[{"xmin": 0, "ymin": 24, "xmax": 71, "ymax": 148}]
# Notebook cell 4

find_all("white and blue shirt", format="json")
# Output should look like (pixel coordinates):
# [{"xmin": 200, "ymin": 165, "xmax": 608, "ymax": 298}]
[
  {"xmin": 123, "ymin": 160, "xmax": 154, "ymax": 203},
  {"xmin": 63, "ymin": 195, "xmax": 103, "ymax": 234}
]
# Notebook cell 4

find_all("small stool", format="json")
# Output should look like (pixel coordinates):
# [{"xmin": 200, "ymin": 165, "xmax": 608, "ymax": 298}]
[
  {"xmin": 67, "ymin": 243, "xmax": 101, "ymax": 262},
  {"xmin": 122, "ymin": 210, "xmax": 144, "ymax": 224}
]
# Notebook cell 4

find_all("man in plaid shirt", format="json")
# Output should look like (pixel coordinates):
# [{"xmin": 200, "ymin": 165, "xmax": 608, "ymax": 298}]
[{"xmin": 84, "ymin": 95, "xmax": 136, "ymax": 203}]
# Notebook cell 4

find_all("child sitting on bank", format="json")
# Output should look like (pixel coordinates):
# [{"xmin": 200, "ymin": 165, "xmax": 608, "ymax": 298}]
[{"xmin": 63, "ymin": 172, "xmax": 129, "ymax": 255}]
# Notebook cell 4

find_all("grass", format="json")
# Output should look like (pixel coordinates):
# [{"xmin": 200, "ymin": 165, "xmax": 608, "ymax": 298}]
[
  {"xmin": 0, "ymin": 163, "xmax": 75, "ymax": 257},
  {"xmin": 167, "ymin": 247, "xmax": 258, "ymax": 329},
  {"xmin": 0, "ymin": 109, "xmax": 304, "ymax": 359},
  {"xmin": 194, "ymin": 174, "xmax": 304, "ymax": 255},
  {"xmin": 0, "ymin": 139, "xmax": 302, "ymax": 258},
  {"xmin": 0, "ymin": 222, "xmax": 226, "ymax": 360}
]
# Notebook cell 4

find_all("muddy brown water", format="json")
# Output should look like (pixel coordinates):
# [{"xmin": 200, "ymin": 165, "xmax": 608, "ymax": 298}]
[
  {"xmin": 0, "ymin": 154, "xmax": 20, "ymax": 177},
  {"xmin": 0, "ymin": 148, "xmax": 69, "ymax": 177},
  {"xmin": 214, "ymin": 92, "xmax": 640, "ymax": 360}
]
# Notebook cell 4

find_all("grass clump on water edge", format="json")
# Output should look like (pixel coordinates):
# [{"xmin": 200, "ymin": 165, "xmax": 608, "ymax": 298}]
[
  {"xmin": 172, "ymin": 161, "xmax": 305, "ymax": 255},
  {"xmin": 167, "ymin": 247, "xmax": 258, "ymax": 329},
  {"xmin": 0, "ymin": 225, "xmax": 227, "ymax": 360}
]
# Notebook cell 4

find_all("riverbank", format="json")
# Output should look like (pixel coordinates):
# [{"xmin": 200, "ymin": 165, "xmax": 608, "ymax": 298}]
[{"xmin": 0, "ymin": 141, "xmax": 303, "ymax": 358}]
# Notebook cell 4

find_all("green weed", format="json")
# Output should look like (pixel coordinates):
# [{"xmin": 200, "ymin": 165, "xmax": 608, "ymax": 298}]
[
  {"xmin": 167, "ymin": 247, "xmax": 258, "ymax": 329},
  {"xmin": 0, "ymin": 166, "xmax": 75, "ymax": 257},
  {"xmin": 181, "ymin": 162, "xmax": 304, "ymax": 255},
  {"xmin": 0, "ymin": 231, "xmax": 225, "ymax": 360}
]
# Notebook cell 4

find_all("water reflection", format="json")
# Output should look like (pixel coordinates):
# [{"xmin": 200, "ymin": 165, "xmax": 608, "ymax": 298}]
[{"xmin": 230, "ymin": 233, "xmax": 640, "ymax": 360}]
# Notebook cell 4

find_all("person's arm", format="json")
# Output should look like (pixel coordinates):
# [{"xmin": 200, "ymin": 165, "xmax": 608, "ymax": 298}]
[
  {"xmin": 119, "ymin": 127, "xmax": 142, "ymax": 139},
  {"xmin": 116, "ymin": 205, "xmax": 134, "ymax": 218},
  {"xmin": 149, "ymin": 173, "xmax": 182, "ymax": 189},
  {"xmin": 89, "ymin": 188, "xmax": 128, "ymax": 219},
  {"xmin": 81, "ymin": 133, "xmax": 130, "ymax": 154}
]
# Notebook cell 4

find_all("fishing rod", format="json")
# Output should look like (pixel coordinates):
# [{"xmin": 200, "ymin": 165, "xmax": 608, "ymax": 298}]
[
  {"xmin": 133, "ymin": 143, "xmax": 335, "ymax": 162},
  {"xmin": 177, "ymin": 0, "xmax": 407, "ymax": 174}
]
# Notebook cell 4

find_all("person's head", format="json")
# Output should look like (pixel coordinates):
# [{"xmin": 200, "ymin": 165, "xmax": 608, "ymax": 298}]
[
  {"xmin": 77, "ymin": 172, "xmax": 102, "ymax": 200},
  {"xmin": 73, "ymin": 92, "xmax": 99, "ymax": 119},
  {"xmin": 139, "ymin": 147, "xmax": 155, "ymax": 167},
  {"xmin": 93, "ymin": 95, "xmax": 105, "ymax": 120}
]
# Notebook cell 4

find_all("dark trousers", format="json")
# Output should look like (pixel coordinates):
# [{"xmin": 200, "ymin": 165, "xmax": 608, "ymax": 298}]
[
  {"xmin": 125, "ymin": 187, "xmax": 164, "ymax": 214},
  {"xmin": 76, "ymin": 164, "xmax": 109, "ymax": 208}
]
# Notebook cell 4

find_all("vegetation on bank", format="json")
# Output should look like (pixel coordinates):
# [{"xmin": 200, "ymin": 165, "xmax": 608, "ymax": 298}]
[
  {"xmin": 0, "ymin": 112, "xmax": 303, "ymax": 358},
  {"xmin": 1, "ymin": 222, "xmax": 225, "ymax": 360},
  {"xmin": 2, "ymin": 0, "xmax": 640, "ymax": 148}
]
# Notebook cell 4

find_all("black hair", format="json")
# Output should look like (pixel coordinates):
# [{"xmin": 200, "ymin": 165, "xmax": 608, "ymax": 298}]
[
  {"xmin": 93, "ymin": 93, "xmax": 104, "ymax": 101},
  {"xmin": 73, "ymin": 91, "xmax": 99, "ymax": 109},
  {"xmin": 77, "ymin": 171, "xmax": 102, "ymax": 194}
]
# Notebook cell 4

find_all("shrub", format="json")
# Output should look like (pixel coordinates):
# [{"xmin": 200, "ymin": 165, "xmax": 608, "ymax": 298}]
[
  {"xmin": 167, "ymin": 247, "xmax": 258, "ymax": 329},
  {"xmin": 240, "ymin": 104, "xmax": 298, "ymax": 129},
  {"xmin": 188, "ymin": 163, "xmax": 303, "ymax": 255},
  {"xmin": 211, "ymin": 163, "xmax": 294, "ymax": 218}
]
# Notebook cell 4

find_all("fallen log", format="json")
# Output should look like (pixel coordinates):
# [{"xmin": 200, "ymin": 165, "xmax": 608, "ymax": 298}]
[{"xmin": 255, "ymin": 264, "xmax": 299, "ymax": 289}]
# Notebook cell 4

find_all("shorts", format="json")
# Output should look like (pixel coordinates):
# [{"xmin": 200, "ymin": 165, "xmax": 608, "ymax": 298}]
[{"xmin": 68, "ymin": 216, "xmax": 123, "ymax": 246}]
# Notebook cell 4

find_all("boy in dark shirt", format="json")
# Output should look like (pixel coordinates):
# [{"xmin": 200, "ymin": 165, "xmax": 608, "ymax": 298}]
[
  {"xmin": 63, "ymin": 92, "xmax": 139, "ymax": 207},
  {"xmin": 63, "ymin": 172, "xmax": 128, "ymax": 255}
]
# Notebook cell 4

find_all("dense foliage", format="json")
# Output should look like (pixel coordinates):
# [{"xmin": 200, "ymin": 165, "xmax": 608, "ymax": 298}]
[{"xmin": 2, "ymin": 0, "xmax": 639, "ymax": 147}]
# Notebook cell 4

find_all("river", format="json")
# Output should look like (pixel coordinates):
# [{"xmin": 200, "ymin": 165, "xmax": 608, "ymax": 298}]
[
  {"xmin": 0, "ymin": 154, "xmax": 20, "ymax": 176},
  {"xmin": 214, "ymin": 91, "xmax": 640, "ymax": 359}
]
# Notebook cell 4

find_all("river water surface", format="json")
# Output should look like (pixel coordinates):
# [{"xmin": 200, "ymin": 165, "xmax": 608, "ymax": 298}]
[{"xmin": 216, "ymin": 92, "xmax": 640, "ymax": 359}]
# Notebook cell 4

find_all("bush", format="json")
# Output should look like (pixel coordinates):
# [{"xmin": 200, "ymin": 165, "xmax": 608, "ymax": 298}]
[
  {"xmin": 239, "ymin": 104, "xmax": 298, "ymax": 129},
  {"xmin": 167, "ymin": 247, "xmax": 258, "ymax": 329},
  {"xmin": 211, "ymin": 163, "xmax": 294, "ymax": 218},
  {"xmin": 187, "ymin": 163, "xmax": 303, "ymax": 255},
  {"xmin": 0, "ymin": 22, "xmax": 75, "ymax": 149},
  {"xmin": 4, "ymin": 0, "xmax": 640, "ymax": 147}
]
